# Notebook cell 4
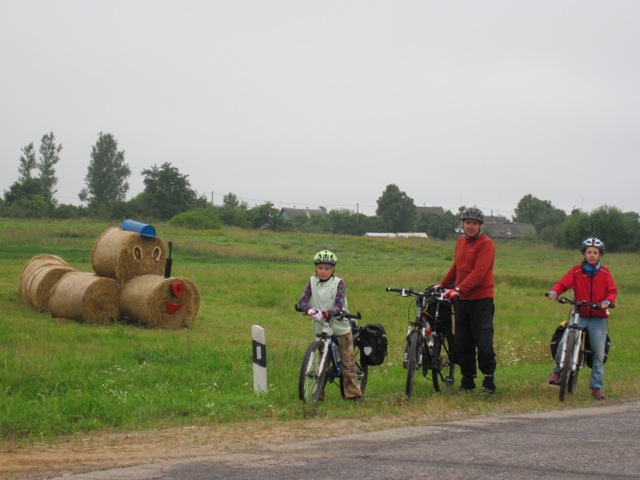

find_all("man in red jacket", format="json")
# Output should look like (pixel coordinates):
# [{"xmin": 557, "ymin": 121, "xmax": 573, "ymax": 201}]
[
  {"xmin": 439, "ymin": 207, "xmax": 497, "ymax": 395},
  {"xmin": 547, "ymin": 237, "xmax": 617, "ymax": 400}
]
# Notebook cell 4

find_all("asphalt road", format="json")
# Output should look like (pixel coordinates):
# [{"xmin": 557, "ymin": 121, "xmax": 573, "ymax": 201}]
[{"xmin": 52, "ymin": 400, "xmax": 640, "ymax": 480}]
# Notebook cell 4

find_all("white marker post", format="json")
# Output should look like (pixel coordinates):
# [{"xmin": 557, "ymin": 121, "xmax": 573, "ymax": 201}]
[{"xmin": 252, "ymin": 325, "xmax": 267, "ymax": 395}]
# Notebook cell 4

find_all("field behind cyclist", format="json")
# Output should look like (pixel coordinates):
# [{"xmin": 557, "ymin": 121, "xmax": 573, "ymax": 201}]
[{"xmin": 2, "ymin": 218, "xmax": 640, "ymax": 446}]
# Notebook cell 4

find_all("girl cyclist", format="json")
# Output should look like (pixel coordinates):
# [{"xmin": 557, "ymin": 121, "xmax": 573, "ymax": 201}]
[
  {"xmin": 547, "ymin": 237, "xmax": 617, "ymax": 400},
  {"xmin": 298, "ymin": 249, "xmax": 362, "ymax": 401}
]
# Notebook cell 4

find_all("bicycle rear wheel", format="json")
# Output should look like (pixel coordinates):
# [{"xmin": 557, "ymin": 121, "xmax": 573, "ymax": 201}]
[
  {"xmin": 559, "ymin": 330, "xmax": 577, "ymax": 402},
  {"xmin": 405, "ymin": 330, "xmax": 421, "ymax": 398},
  {"xmin": 431, "ymin": 333, "xmax": 455, "ymax": 392},
  {"xmin": 298, "ymin": 340, "xmax": 329, "ymax": 406}
]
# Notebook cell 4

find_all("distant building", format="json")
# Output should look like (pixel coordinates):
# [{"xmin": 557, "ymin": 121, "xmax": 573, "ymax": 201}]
[
  {"xmin": 482, "ymin": 223, "xmax": 536, "ymax": 240},
  {"xmin": 364, "ymin": 232, "xmax": 397, "ymax": 238},
  {"xmin": 279, "ymin": 207, "xmax": 326, "ymax": 220},
  {"xmin": 364, "ymin": 232, "xmax": 429, "ymax": 239},
  {"xmin": 484, "ymin": 215, "xmax": 510, "ymax": 224},
  {"xmin": 415, "ymin": 206, "xmax": 446, "ymax": 216}
]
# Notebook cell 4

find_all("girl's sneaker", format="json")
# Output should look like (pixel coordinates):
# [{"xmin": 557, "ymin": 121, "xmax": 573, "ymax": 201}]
[
  {"xmin": 548, "ymin": 371, "xmax": 561, "ymax": 385},
  {"xmin": 592, "ymin": 388, "xmax": 605, "ymax": 400}
]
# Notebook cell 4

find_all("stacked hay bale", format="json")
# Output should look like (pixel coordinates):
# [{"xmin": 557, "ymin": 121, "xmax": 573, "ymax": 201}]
[
  {"xmin": 19, "ymin": 254, "xmax": 77, "ymax": 312},
  {"xmin": 91, "ymin": 227, "xmax": 165, "ymax": 284},
  {"xmin": 120, "ymin": 275, "xmax": 200, "ymax": 329},
  {"xmin": 19, "ymin": 220, "xmax": 200, "ymax": 328},
  {"xmin": 49, "ymin": 272, "xmax": 120, "ymax": 324}
]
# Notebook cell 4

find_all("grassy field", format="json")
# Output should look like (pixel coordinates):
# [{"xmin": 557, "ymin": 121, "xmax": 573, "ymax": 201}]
[{"xmin": 1, "ymin": 218, "xmax": 639, "ymax": 444}]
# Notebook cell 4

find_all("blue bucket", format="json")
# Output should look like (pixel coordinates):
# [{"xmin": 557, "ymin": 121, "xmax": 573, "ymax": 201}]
[{"xmin": 120, "ymin": 219, "xmax": 157, "ymax": 238}]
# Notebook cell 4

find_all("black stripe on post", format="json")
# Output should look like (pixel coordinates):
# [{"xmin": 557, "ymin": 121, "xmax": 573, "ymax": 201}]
[{"xmin": 252, "ymin": 339, "xmax": 267, "ymax": 368}]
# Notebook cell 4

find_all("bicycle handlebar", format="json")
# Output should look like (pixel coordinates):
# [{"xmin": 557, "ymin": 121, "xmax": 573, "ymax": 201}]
[
  {"xmin": 294, "ymin": 304, "xmax": 362, "ymax": 320},
  {"xmin": 544, "ymin": 293, "xmax": 615, "ymax": 309},
  {"xmin": 386, "ymin": 284, "xmax": 450, "ymax": 302}
]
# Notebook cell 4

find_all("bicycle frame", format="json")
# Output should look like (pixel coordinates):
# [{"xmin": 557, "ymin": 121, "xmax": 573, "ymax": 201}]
[
  {"xmin": 297, "ymin": 306, "xmax": 368, "ymax": 405},
  {"xmin": 314, "ymin": 321, "xmax": 338, "ymax": 381},
  {"xmin": 550, "ymin": 295, "xmax": 613, "ymax": 401},
  {"xmin": 387, "ymin": 285, "xmax": 454, "ymax": 397}
]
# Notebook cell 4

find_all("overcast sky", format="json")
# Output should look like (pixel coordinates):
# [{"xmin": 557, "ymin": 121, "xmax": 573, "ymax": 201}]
[{"xmin": 1, "ymin": 1, "xmax": 639, "ymax": 218}]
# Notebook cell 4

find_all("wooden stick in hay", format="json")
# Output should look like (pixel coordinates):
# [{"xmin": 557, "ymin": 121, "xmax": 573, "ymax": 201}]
[
  {"xmin": 120, "ymin": 275, "xmax": 200, "ymax": 329},
  {"xmin": 27, "ymin": 265, "xmax": 77, "ymax": 312},
  {"xmin": 91, "ymin": 227, "xmax": 166, "ymax": 283},
  {"xmin": 19, "ymin": 254, "xmax": 71, "ymax": 301},
  {"xmin": 49, "ymin": 272, "xmax": 120, "ymax": 324}
]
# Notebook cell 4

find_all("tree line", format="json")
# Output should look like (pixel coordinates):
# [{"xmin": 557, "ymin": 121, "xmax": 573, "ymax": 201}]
[{"xmin": 2, "ymin": 132, "xmax": 639, "ymax": 252}]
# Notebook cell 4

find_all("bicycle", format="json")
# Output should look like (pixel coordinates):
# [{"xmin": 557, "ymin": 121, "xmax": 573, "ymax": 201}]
[
  {"xmin": 386, "ymin": 285, "xmax": 455, "ymax": 397},
  {"xmin": 547, "ymin": 294, "xmax": 614, "ymax": 401},
  {"xmin": 296, "ymin": 305, "xmax": 368, "ymax": 406}
]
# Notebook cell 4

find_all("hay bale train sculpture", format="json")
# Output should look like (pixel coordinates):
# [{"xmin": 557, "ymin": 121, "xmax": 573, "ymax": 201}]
[{"xmin": 18, "ymin": 220, "xmax": 200, "ymax": 329}]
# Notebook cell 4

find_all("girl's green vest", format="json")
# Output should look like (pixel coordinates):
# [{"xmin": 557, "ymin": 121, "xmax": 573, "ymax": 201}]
[{"xmin": 309, "ymin": 275, "xmax": 350, "ymax": 336}]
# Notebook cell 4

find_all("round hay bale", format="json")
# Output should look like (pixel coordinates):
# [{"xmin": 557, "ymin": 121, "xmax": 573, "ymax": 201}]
[
  {"xmin": 27, "ymin": 265, "xmax": 77, "ymax": 312},
  {"xmin": 49, "ymin": 272, "xmax": 120, "ymax": 324},
  {"xmin": 120, "ymin": 275, "xmax": 200, "ymax": 329},
  {"xmin": 19, "ymin": 254, "xmax": 71, "ymax": 301},
  {"xmin": 91, "ymin": 227, "xmax": 166, "ymax": 283}
]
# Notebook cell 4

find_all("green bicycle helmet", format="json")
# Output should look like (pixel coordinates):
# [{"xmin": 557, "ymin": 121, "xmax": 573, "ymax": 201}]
[{"xmin": 313, "ymin": 249, "xmax": 337, "ymax": 266}]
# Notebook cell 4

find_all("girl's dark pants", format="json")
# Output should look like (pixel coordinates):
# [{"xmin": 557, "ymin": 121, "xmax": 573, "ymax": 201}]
[{"xmin": 454, "ymin": 298, "xmax": 496, "ymax": 389}]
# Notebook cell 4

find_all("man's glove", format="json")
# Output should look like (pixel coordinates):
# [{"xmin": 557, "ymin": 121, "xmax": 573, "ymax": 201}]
[
  {"xmin": 312, "ymin": 311, "xmax": 325, "ymax": 322},
  {"xmin": 444, "ymin": 288, "xmax": 460, "ymax": 301},
  {"xmin": 306, "ymin": 308, "xmax": 319, "ymax": 316}
]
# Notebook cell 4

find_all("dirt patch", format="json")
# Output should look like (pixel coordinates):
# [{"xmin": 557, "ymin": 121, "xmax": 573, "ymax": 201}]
[{"xmin": 0, "ymin": 414, "xmax": 432, "ymax": 480}]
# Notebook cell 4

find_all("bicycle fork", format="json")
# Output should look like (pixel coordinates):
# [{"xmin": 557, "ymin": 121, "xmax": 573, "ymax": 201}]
[{"xmin": 559, "ymin": 325, "xmax": 582, "ymax": 373}]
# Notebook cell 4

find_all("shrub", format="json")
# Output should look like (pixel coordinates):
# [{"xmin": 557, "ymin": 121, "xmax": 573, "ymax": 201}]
[{"xmin": 169, "ymin": 208, "xmax": 222, "ymax": 230}]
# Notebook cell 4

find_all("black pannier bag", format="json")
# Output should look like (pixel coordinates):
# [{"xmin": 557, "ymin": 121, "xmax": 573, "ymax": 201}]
[
  {"xmin": 584, "ymin": 330, "xmax": 611, "ymax": 368},
  {"xmin": 359, "ymin": 323, "xmax": 388, "ymax": 366},
  {"xmin": 425, "ymin": 297, "xmax": 453, "ymax": 336}
]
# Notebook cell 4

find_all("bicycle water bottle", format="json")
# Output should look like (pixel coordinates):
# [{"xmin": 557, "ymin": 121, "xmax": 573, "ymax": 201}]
[{"xmin": 331, "ymin": 339, "xmax": 342, "ymax": 375}]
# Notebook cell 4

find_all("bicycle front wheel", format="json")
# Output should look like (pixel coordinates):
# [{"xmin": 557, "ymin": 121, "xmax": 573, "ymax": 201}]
[
  {"xmin": 559, "ymin": 330, "xmax": 577, "ymax": 402},
  {"xmin": 298, "ymin": 340, "xmax": 329, "ymax": 406},
  {"xmin": 431, "ymin": 333, "xmax": 455, "ymax": 392},
  {"xmin": 568, "ymin": 334, "xmax": 584, "ymax": 394},
  {"xmin": 405, "ymin": 330, "xmax": 421, "ymax": 398}
]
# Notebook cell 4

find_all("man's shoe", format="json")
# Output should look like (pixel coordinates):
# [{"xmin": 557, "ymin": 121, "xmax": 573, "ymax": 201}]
[
  {"xmin": 482, "ymin": 375, "xmax": 495, "ymax": 394},
  {"xmin": 548, "ymin": 371, "xmax": 561, "ymax": 386},
  {"xmin": 592, "ymin": 388, "xmax": 605, "ymax": 400},
  {"xmin": 459, "ymin": 386, "xmax": 474, "ymax": 394}
]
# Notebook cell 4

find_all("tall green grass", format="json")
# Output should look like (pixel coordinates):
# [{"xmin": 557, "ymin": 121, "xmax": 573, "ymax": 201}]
[{"xmin": 1, "ymin": 219, "xmax": 639, "ymax": 443}]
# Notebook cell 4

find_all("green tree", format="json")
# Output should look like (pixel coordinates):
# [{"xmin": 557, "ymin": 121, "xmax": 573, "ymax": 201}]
[
  {"xmin": 552, "ymin": 205, "xmax": 640, "ymax": 252},
  {"xmin": 249, "ymin": 202, "xmax": 285, "ymax": 230},
  {"xmin": 37, "ymin": 132, "xmax": 62, "ymax": 203},
  {"xmin": 217, "ymin": 192, "xmax": 250, "ymax": 227},
  {"xmin": 553, "ymin": 209, "xmax": 589, "ymax": 250},
  {"xmin": 79, "ymin": 133, "xmax": 131, "ymax": 207},
  {"xmin": 18, "ymin": 143, "xmax": 37, "ymax": 180},
  {"xmin": 587, "ymin": 205, "xmax": 637, "ymax": 253},
  {"xmin": 376, "ymin": 184, "xmax": 416, "ymax": 232},
  {"xmin": 514, "ymin": 194, "xmax": 566, "ymax": 235},
  {"xmin": 3, "ymin": 177, "xmax": 50, "ymax": 217},
  {"xmin": 415, "ymin": 211, "xmax": 458, "ymax": 239},
  {"xmin": 139, "ymin": 162, "xmax": 205, "ymax": 220}
]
